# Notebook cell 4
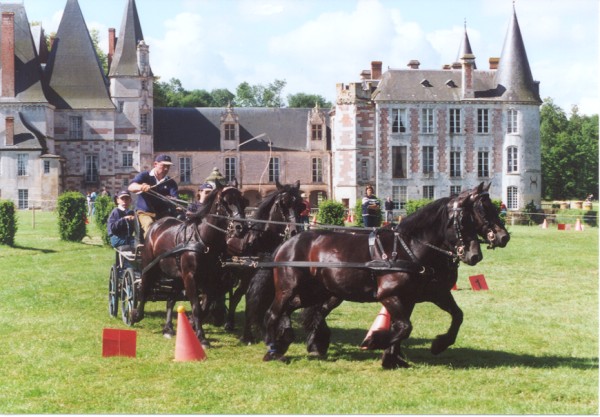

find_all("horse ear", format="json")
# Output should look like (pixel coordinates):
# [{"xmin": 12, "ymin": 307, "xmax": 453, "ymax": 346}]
[
  {"xmin": 229, "ymin": 177, "xmax": 239, "ymax": 188},
  {"xmin": 276, "ymin": 179, "xmax": 283, "ymax": 190},
  {"xmin": 294, "ymin": 180, "xmax": 300, "ymax": 190},
  {"xmin": 485, "ymin": 182, "xmax": 491, "ymax": 192}
]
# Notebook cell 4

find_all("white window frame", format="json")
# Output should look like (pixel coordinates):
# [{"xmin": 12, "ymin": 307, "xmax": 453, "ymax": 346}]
[
  {"xmin": 391, "ymin": 108, "xmax": 407, "ymax": 133},
  {"xmin": 422, "ymin": 146, "xmax": 434, "ymax": 175},
  {"xmin": 449, "ymin": 108, "xmax": 461, "ymax": 134},
  {"xmin": 421, "ymin": 108, "xmax": 435, "ymax": 134},
  {"xmin": 450, "ymin": 150, "xmax": 461, "ymax": 177},
  {"xmin": 507, "ymin": 186, "xmax": 519, "ymax": 210},
  {"xmin": 507, "ymin": 109, "xmax": 518, "ymax": 134},
  {"xmin": 478, "ymin": 150, "xmax": 490, "ymax": 177},
  {"xmin": 269, "ymin": 157, "xmax": 280, "ymax": 183},
  {"xmin": 69, "ymin": 116, "xmax": 82, "ymax": 139},
  {"xmin": 179, "ymin": 157, "xmax": 191, "ymax": 184},
  {"xmin": 17, "ymin": 153, "xmax": 28, "ymax": 176},
  {"xmin": 507, "ymin": 146, "xmax": 518, "ymax": 173},
  {"xmin": 477, "ymin": 108, "xmax": 489, "ymax": 134},
  {"xmin": 311, "ymin": 157, "xmax": 323, "ymax": 183},
  {"xmin": 225, "ymin": 157, "xmax": 237, "ymax": 182},
  {"xmin": 85, "ymin": 154, "xmax": 99, "ymax": 183}
]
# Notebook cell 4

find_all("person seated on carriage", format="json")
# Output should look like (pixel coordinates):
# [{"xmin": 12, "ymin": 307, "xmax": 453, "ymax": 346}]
[
  {"xmin": 107, "ymin": 190, "xmax": 136, "ymax": 249},
  {"xmin": 361, "ymin": 185, "xmax": 381, "ymax": 228},
  {"xmin": 185, "ymin": 182, "xmax": 214, "ymax": 219},
  {"xmin": 128, "ymin": 154, "xmax": 181, "ymax": 240}
]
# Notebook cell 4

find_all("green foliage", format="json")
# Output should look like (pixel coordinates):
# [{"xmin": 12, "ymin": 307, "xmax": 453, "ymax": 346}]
[
  {"xmin": 540, "ymin": 98, "xmax": 598, "ymax": 200},
  {"xmin": 0, "ymin": 200, "xmax": 17, "ymax": 246},
  {"xmin": 90, "ymin": 29, "xmax": 108, "ymax": 75},
  {"xmin": 287, "ymin": 92, "xmax": 332, "ymax": 108},
  {"xmin": 524, "ymin": 200, "xmax": 544, "ymax": 225},
  {"xmin": 93, "ymin": 195, "xmax": 115, "ymax": 246},
  {"xmin": 235, "ymin": 79, "xmax": 286, "ymax": 107},
  {"xmin": 56, "ymin": 191, "xmax": 87, "ymax": 242},
  {"xmin": 153, "ymin": 77, "xmax": 235, "ymax": 108},
  {"xmin": 405, "ymin": 199, "xmax": 433, "ymax": 216},
  {"xmin": 316, "ymin": 200, "xmax": 346, "ymax": 226}
]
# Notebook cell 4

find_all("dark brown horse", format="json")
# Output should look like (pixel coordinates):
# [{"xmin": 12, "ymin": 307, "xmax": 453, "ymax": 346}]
[
  {"xmin": 301, "ymin": 183, "xmax": 509, "ymax": 361},
  {"xmin": 263, "ymin": 190, "xmax": 483, "ymax": 369},
  {"xmin": 131, "ymin": 182, "xmax": 248, "ymax": 346},
  {"xmin": 222, "ymin": 180, "xmax": 304, "ymax": 339}
]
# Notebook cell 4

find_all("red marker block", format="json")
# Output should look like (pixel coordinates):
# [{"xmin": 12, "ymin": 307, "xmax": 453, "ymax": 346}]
[
  {"xmin": 469, "ymin": 274, "xmax": 489, "ymax": 291},
  {"xmin": 557, "ymin": 224, "xmax": 566, "ymax": 230},
  {"xmin": 102, "ymin": 328, "xmax": 137, "ymax": 358}
]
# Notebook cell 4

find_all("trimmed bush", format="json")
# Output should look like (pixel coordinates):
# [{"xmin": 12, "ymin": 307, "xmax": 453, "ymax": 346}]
[
  {"xmin": 405, "ymin": 199, "xmax": 433, "ymax": 216},
  {"xmin": 93, "ymin": 195, "xmax": 116, "ymax": 245},
  {"xmin": 0, "ymin": 199, "xmax": 18, "ymax": 246},
  {"xmin": 316, "ymin": 200, "xmax": 346, "ymax": 226},
  {"xmin": 57, "ymin": 192, "xmax": 87, "ymax": 242}
]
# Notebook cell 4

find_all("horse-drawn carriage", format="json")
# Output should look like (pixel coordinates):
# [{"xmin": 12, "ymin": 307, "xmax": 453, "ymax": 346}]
[{"xmin": 106, "ymin": 181, "xmax": 509, "ymax": 368}]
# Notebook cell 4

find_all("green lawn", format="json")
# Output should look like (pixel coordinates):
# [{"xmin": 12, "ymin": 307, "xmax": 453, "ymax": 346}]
[{"xmin": 0, "ymin": 211, "xmax": 597, "ymax": 414}]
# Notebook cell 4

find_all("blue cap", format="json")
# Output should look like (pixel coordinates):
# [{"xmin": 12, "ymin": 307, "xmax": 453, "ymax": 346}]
[
  {"xmin": 199, "ymin": 183, "xmax": 214, "ymax": 191},
  {"xmin": 154, "ymin": 154, "xmax": 173, "ymax": 165}
]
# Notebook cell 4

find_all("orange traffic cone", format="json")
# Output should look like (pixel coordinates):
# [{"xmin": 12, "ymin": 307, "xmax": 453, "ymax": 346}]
[
  {"xmin": 575, "ymin": 218, "xmax": 583, "ymax": 231},
  {"xmin": 360, "ymin": 306, "xmax": 391, "ymax": 350},
  {"xmin": 174, "ymin": 306, "xmax": 206, "ymax": 362},
  {"xmin": 541, "ymin": 218, "xmax": 548, "ymax": 229},
  {"xmin": 312, "ymin": 213, "xmax": 318, "ymax": 225}
]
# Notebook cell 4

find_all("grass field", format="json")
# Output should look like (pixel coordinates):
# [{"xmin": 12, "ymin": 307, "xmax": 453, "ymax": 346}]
[{"xmin": 0, "ymin": 210, "xmax": 597, "ymax": 414}]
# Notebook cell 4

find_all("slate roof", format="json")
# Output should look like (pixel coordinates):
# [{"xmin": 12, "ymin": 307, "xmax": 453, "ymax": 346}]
[
  {"xmin": 154, "ymin": 107, "xmax": 331, "ymax": 153},
  {"xmin": 0, "ymin": 3, "xmax": 46, "ymax": 102},
  {"xmin": 109, "ymin": 0, "xmax": 151, "ymax": 77},
  {"xmin": 44, "ymin": 0, "xmax": 114, "ymax": 109}
]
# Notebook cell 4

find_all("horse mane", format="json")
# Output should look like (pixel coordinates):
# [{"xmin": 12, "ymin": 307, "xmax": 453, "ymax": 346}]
[
  {"xmin": 397, "ymin": 197, "xmax": 451, "ymax": 238},
  {"xmin": 252, "ymin": 191, "xmax": 280, "ymax": 221}
]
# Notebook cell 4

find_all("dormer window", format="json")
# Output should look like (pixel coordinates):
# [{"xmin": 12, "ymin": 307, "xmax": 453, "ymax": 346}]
[
  {"xmin": 224, "ymin": 123, "xmax": 235, "ymax": 141},
  {"xmin": 311, "ymin": 123, "xmax": 323, "ymax": 141},
  {"xmin": 446, "ymin": 80, "xmax": 458, "ymax": 88},
  {"xmin": 421, "ymin": 79, "xmax": 432, "ymax": 87}
]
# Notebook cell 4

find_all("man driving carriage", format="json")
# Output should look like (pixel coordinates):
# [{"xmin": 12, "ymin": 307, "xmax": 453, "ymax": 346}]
[{"xmin": 128, "ymin": 154, "xmax": 181, "ymax": 240}]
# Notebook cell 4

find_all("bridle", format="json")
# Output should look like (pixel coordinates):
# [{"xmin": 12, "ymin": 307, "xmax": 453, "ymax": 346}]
[
  {"xmin": 472, "ymin": 192, "xmax": 499, "ymax": 248},
  {"xmin": 204, "ymin": 187, "xmax": 246, "ymax": 238}
]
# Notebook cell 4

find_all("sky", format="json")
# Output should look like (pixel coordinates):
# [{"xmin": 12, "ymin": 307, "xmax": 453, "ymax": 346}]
[{"xmin": 19, "ymin": 0, "xmax": 600, "ymax": 115}]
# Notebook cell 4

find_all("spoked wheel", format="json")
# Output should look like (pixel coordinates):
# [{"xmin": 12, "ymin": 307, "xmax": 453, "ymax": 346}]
[
  {"xmin": 121, "ymin": 268, "xmax": 137, "ymax": 326},
  {"xmin": 108, "ymin": 265, "xmax": 119, "ymax": 317}
]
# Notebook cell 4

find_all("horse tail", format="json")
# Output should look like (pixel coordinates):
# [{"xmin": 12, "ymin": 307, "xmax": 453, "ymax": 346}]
[{"xmin": 244, "ymin": 268, "xmax": 275, "ymax": 341}]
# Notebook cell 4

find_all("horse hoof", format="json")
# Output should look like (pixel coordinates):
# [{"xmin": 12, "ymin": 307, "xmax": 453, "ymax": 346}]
[
  {"xmin": 431, "ymin": 336, "xmax": 451, "ymax": 355},
  {"xmin": 224, "ymin": 322, "xmax": 234, "ymax": 332},
  {"xmin": 308, "ymin": 351, "xmax": 326, "ymax": 359},
  {"xmin": 263, "ymin": 351, "xmax": 288, "ymax": 363},
  {"xmin": 381, "ymin": 352, "xmax": 410, "ymax": 369},
  {"xmin": 201, "ymin": 341, "xmax": 211, "ymax": 349},
  {"xmin": 239, "ymin": 336, "xmax": 255, "ymax": 345},
  {"xmin": 163, "ymin": 331, "xmax": 174, "ymax": 339}
]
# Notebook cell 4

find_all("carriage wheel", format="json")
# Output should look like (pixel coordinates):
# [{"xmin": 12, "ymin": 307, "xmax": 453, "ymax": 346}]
[
  {"xmin": 108, "ymin": 265, "xmax": 119, "ymax": 317},
  {"xmin": 121, "ymin": 268, "xmax": 137, "ymax": 326}
]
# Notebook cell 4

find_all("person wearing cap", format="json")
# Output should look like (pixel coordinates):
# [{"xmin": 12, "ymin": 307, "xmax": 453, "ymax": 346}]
[
  {"xmin": 128, "ymin": 154, "xmax": 180, "ymax": 237},
  {"xmin": 361, "ymin": 185, "xmax": 381, "ymax": 227},
  {"xmin": 186, "ymin": 182, "xmax": 214, "ymax": 217},
  {"xmin": 107, "ymin": 191, "xmax": 136, "ymax": 248}
]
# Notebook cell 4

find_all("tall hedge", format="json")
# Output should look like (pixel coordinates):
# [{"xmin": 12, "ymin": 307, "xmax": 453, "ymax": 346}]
[
  {"xmin": 57, "ymin": 191, "xmax": 87, "ymax": 242},
  {"xmin": 0, "ymin": 199, "xmax": 18, "ymax": 246},
  {"xmin": 316, "ymin": 200, "xmax": 346, "ymax": 226},
  {"xmin": 93, "ymin": 195, "xmax": 115, "ymax": 245}
]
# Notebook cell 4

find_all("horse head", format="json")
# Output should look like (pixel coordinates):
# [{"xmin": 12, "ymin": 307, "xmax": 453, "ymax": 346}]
[
  {"xmin": 445, "ymin": 192, "xmax": 483, "ymax": 266},
  {"xmin": 272, "ymin": 179, "xmax": 303, "ymax": 235},
  {"xmin": 215, "ymin": 178, "xmax": 248, "ymax": 239},
  {"xmin": 467, "ymin": 182, "xmax": 510, "ymax": 249}
]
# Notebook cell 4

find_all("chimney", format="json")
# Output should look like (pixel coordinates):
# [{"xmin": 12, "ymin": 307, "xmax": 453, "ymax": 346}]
[
  {"xmin": 108, "ymin": 28, "xmax": 116, "ymax": 68},
  {"xmin": 407, "ymin": 60, "xmax": 420, "ymax": 69},
  {"xmin": 371, "ymin": 61, "xmax": 382, "ymax": 80},
  {"xmin": 461, "ymin": 53, "xmax": 476, "ymax": 99},
  {"xmin": 489, "ymin": 57, "xmax": 500, "ymax": 70},
  {"xmin": 5, "ymin": 116, "xmax": 14, "ymax": 146},
  {"xmin": 1, "ymin": 12, "xmax": 15, "ymax": 98}
]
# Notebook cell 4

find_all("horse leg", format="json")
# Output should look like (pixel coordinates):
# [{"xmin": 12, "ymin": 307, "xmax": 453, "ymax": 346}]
[
  {"xmin": 380, "ymin": 297, "xmax": 414, "ymax": 369},
  {"xmin": 241, "ymin": 268, "xmax": 274, "ymax": 344},
  {"xmin": 263, "ymin": 269, "xmax": 296, "ymax": 362},
  {"xmin": 162, "ymin": 298, "xmax": 176, "ymax": 338},
  {"xmin": 429, "ymin": 291, "xmax": 463, "ymax": 355},
  {"xmin": 225, "ymin": 270, "xmax": 251, "ymax": 332},
  {"xmin": 303, "ymin": 296, "xmax": 342, "ymax": 357},
  {"xmin": 181, "ymin": 268, "xmax": 210, "ymax": 348}
]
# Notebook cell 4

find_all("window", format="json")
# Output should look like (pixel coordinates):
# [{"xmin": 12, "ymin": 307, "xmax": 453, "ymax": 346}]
[
  {"xmin": 122, "ymin": 152, "xmax": 133, "ymax": 167},
  {"xmin": 477, "ymin": 109, "xmax": 489, "ymax": 133},
  {"xmin": 449, "ymin": 108, "xmax": 461, "ymax": 134},
  {"xmin": 422, "ymin": 146, "xmax": 434, "ymax": 175},
  {"xmin": 224, "ymin": 123, "xmax": 235, "ymax": 141},
  {"xmin": 478, "ymin": 151, "xmax": 490, "ymax": 177},
  {"xmin": 225, "ymin": 157, "xmax": 236, "ymax": 182},
  {"xmin": 507, "ymin": 146, "xmax": 518, "ymax": 173},
  {"xmin": 392, "ymin": 146, "xmax": 407, "ymax": 178},
  {"xmin": 69, "ymin": 116, "xmax": 82, "ymax": 139},
  {"xmin": 450, "ymin": 185, "xmax": 462, "ymax": 195},
  {"xmin": 507, "ymin": 186, "xmax": 518, "ymax": 210},
  {"xmin": 268, "ymin": 157, "xmax": 280, "ymax": 182},
  {"xmin": 391, "ymin": 109, "xmax": 406, "ymax": 133},
  {"xmin": 85, "ymin": 155, "xmax": 99, "ymax": 183},
  {"xmin": 17, "ymin": 154, "xmax": 28, "ymax": 176},
  {"xmin": 140, "ymin": 113, "xmax": 149, "ymax": 134},
  {"xmin": 392, "ymin": 185, "xmax": 407, "ymax": 210},
  {"xmin": 450, "ymin": 150, "xmax": 461, "ymax": 177},
  {"xmin": 421, "ymin": 108, "xmax": 434, "ymax": 133},
  {"xmin": 507, "ymin": 109, "xmax": 518, "ymax": 134},
  {"xmin": 312, "ymin": 158, "xmax": 323, "ymax": 183},
  {"xmin": 18, "ymin": 189, "xmax": 28, "ymax": 209},
  {"xmin": 360, "ymin": 159, "xmax": 369, "ymax": 181},
  {"xmin": 423, "ymin": 185, "xmax": 434, "ymax": 200},
  {"xmin": 311, "ymin": 124, "xmax": 323, "ymax": 141},
  {"xmin": 43, "ymin": 160, "xmax": 50, "ymax": 174},
  {"xmin": 179, "ymin": 157, "xmax": 191, "ymax": 183}
]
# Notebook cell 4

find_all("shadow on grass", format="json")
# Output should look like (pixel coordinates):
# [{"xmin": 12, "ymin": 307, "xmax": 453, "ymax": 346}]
[{"xmin": 10, "ymin": 244, "xmax": 57, "ymax": 254}]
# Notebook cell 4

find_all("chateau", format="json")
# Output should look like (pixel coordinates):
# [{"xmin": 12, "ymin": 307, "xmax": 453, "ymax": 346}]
[{"xmin": 0, "ymin": 0, "xmax": 541, "ymax": 212}]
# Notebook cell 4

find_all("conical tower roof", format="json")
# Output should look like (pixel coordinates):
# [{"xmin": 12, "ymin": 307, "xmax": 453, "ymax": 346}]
[
  {"xmin": 109, "ymin": 0, "xmax": 151, "ymax": 77},
  {"xmin": 495, "ymin": 6, "xmax": 541, "ymax": 103},
  {"xmin": 44, "ymin": 0, "xmax": 113, "ymax": 109},
  {"xmin": 458, "ymin": 21, "xmax": 476, "ymax": 69}
]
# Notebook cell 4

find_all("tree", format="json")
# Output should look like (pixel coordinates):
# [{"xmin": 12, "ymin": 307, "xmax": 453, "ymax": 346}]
[
  {"xmin": 235, "ymin": 79, "xmax": 286, "ymax": 107},
  {"xmin": 287, "ymin": 92, "xmax": 332, "ymax": 108},
  {"xmin": 540, "ymin": 98, "xmax": 598, "ymax": 200},
  {"xmin": 210, "ymin": 88, "xmax": 235, "ymax": 107},
  {"xmin": 90, "ymin": 29, "xmax": 108, "ymax": 75}
]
